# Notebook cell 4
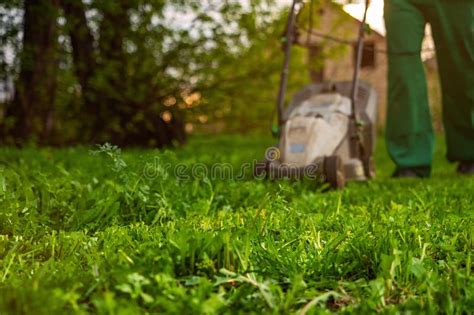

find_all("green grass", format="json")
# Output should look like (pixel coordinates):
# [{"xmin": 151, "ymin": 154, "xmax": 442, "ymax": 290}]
[{"xmin": 0, "ymin": 135, "xmax": 472, "ymax": 314}]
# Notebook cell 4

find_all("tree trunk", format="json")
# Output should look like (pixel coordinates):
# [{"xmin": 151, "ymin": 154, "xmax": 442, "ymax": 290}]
[
  {"xmin": 7, "ymin": 0, "xmax": 59, "ymax": 144},
  {"xmin": 97, "ymin": 1, "xmax": 132, "ymax": 143},
  {"xmin": 61, "ymin": 0, "xmax": 98, "ymax": 141},
  {"xmin": 61, "ymin": 0, "xmax": 96, "ymax": 97}
]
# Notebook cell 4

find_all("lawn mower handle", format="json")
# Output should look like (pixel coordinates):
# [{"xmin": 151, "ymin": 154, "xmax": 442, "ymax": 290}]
[
  {"xmin": 276, "ymin": 0, "xmax": 299, "ymax": 128},
  {"xmin": 275, "ymin": 0, "xmax": 371, "ymax": 129},
  {"xmin": 350, "ymin": 0, "xmax": 370, "ymax": 121}
]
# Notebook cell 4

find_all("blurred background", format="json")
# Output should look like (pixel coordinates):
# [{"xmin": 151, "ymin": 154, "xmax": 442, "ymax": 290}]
[{"xmin": 0, "ymin": 0, "xmax": 442, "ymax": 147}]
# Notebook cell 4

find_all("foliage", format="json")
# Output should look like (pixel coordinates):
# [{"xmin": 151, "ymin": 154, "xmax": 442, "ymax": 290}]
[
  {"xmin": 0, "ymin": 0, "xmax": 321, "ymax": 145},
  {"xmin": 0, "ymin": 135, "xmax": 472, "ymax": 314}
]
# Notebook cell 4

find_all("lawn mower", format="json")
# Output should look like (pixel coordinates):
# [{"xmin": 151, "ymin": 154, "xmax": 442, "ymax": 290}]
[{"xmin": 254, "ymin": 0, "xmax": 377, "ymax": 189}]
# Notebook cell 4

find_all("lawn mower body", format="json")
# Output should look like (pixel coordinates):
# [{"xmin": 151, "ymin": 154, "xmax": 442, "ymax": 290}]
[
  {"xmin": 258, "ymin": 81, "xmax": 377, "ymax": 188},
  {"xmin": 254, "ymin": 0, "xmax": 377, "ymax": 189}
]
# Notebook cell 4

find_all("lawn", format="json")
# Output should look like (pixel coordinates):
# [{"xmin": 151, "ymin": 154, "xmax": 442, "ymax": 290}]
[{"xmin": 0, "ymin": 134, "xmax": 472, "ymax": 314}]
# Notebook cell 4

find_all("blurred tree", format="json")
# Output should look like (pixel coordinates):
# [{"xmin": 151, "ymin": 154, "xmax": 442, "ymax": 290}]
[
  {"xmin": 3, "ymin": 0, "xmax": 59, "ymax": 144},
  {"xmin": 60, "ymin": 0, "xmax": 96, "ymax": 138},
  {"xmin": 61, "ymin": 0, "xmax": 186, "ymax": 146},
  {"xmin": 0, "ymin": 0, "xmax": 331, "ymax": 146}
]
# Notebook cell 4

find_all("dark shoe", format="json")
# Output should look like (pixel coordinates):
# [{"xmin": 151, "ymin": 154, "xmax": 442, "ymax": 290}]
[
  {"xmin": 392, "ymin": 166, "xmax": 431, "ymax": 178},
  {"xmin": 457, "ymin": 161, "xmax": 474, "ymax": 175}
]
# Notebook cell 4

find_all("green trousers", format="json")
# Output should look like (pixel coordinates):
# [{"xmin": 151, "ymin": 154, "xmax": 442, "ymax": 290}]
[{"xmin": 384, "ymin": 0, "xmax": 474, "ymax": 175}]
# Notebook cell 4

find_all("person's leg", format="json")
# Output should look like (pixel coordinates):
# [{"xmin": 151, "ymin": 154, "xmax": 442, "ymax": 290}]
[
  {"xmin": 425, "ymin": 0, "xmax": 474, "ymax": 166},
  {"xmin": 384, "ymin": 0, "xmax": 434, "ymax": 177}
]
